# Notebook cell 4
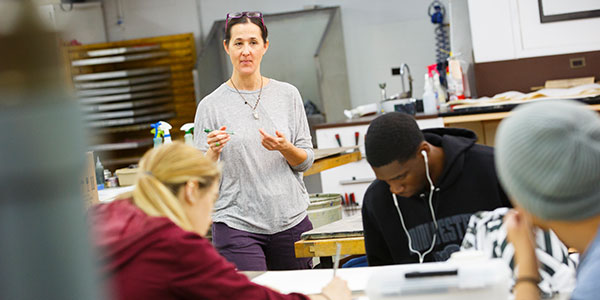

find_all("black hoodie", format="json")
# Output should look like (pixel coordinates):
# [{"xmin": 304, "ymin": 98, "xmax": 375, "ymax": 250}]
[{"xmin": 361, "ymin": 128, "xmax": 511, "ymax": 266}]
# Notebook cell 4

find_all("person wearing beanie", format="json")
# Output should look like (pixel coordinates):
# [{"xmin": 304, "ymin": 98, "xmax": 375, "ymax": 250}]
[
  {"xmin": 496, "ymin": 100, "xmax": 600, "ymax": 300},
  {"xmin": 362, "ymin": 112, "xmax": 511, "ymax": 266}
]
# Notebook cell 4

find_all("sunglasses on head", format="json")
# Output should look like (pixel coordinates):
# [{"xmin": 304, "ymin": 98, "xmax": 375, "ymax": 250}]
[{"xmin": 225, "ymin": 11, "xmax": 264, "ymax": 31}]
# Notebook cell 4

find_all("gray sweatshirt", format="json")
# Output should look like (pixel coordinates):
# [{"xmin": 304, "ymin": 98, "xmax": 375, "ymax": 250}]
[{"xmin": 194, "ymin": 79, "xmax": 314, "ymax": 234}]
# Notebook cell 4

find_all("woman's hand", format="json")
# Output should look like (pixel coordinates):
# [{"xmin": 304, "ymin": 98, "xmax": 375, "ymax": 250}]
[
  {"xmin": 309, "ymin": 277, "xmax": 351, "ymax": 300},
  {"xmin": 258, "ymin": 128, "xmax": 291, "ymax": 151},
  {"xmin": 207, "ymin": 126, "xmax": 232, "ymax": 152},
  {"xmin": 258, "ymin": 128, "xmax": 307, "ymax": 167},
  {"xmin": 205, "ymin": 126, "xmax": 231, "ymax": 161}
]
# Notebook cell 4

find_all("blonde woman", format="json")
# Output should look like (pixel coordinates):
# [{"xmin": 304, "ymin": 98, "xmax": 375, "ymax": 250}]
[{"xmin": 90, "ymin": 143, "xmax": 350, "ymax": 300}]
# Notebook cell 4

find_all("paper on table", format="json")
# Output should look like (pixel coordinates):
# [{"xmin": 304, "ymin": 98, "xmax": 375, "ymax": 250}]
[
  {"xmin": 98, "ymin": 185, "xmax": 135, "ymax": 202},
  {"xmin": 447, "ymin": 83, "xmax": 600, "ymax": 110},
  {"xmin": 416, "ymin": 117, "xmax": 444, "ymax": 129},
  {"xmin": 251, "ymin": 266, "xmax": 386, "ymax": 295}
]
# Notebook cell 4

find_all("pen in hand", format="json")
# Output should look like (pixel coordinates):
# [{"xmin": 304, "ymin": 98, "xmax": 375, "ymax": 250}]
[
  {"xmin": 333, "ymin": 242, "xmax": 342, "ymax": 278},
  {"xmin": 204, "ymin": 129, "xmax": 235, "ymax": 135}
]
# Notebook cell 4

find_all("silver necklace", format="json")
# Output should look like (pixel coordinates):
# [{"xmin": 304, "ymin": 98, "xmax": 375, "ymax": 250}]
[{"xmin": 230, "ymin": 76, "xmax": 263, "ymax": 120}]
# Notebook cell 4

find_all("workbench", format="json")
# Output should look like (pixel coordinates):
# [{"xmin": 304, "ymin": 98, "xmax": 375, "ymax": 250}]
[
  {"xmin": 295, "ymin": 213, "xmax": 365, "ymax": 267},
  {"xmin": 304, "ymin": 146, "xmax": 362, "ymax": 177},
  {"xmin": 250, "ymin": 260, "xmax": 574, "ymax": 300}
]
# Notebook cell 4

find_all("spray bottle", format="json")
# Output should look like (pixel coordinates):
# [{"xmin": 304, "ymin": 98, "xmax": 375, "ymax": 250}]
[
  {"xmin": 151, "ymin": 122, "xmax": 164, "ymax": 148},
  {"xmin": 428, "ymin": 64, "xmax": 446, "ymax": 105},
  {"xmin": 433, "ymin": 71, "xmax": 446, "ymax": 105},
  {"xmin": 180, "ymin": 123, "xmax": 194, "ymax": 145},
  {"xmin": 158, "ymin": 121, "xmax": 173, "ymax": 144},
  {"xmin": 422, "ymin": 74, "xmax": 437, "ymax": 115}
]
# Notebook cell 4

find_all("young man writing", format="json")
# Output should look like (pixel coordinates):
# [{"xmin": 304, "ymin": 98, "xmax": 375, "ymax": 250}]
[{"xmin": 362, "ymin": 112, "xmax": 510, "ymax": 265}]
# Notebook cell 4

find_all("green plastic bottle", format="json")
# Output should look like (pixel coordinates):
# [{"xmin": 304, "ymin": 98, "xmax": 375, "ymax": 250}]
[{"xmin": 180, "ymin": 123, "xmax": 194, "ymax": 145}]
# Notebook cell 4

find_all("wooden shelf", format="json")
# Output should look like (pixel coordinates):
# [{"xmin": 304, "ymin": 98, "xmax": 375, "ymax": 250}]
[
  {"xmin": 89, "ymin": 139, "xmax": 152, "ymax": 152},
  {"xmin": 304, "ymin": 150, "xmax": 362, "ymax": 177},
  {"xmin": 103, "ymin": 157, "xmax": 141, "ymax": 167},
  {"xmin": 443, "ymin": 103, "xmax": 600, "ymax": 146},
  {"xmin": 295, "ymin": 236, "xmax": 365, "ymax": 258},
  {"xmin": 295, "ymin": 213, "xmax": 365, "ymax": 258},
  {"xmin": 66, "ymin": 33, "xmax": 197, "ymax": 171}
]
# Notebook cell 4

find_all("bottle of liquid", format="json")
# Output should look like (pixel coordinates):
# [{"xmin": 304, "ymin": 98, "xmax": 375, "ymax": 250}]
[
  {"xmin": 447, "ymin": 55, "xmax": 466, "ymax": 101},
  {"xmin": 432, "ymin": 71, "xmax": 446, "ymax": 105},
  {"xmin": 180, "ymin": 123, "xmax": 194, "ymax": 145},
  {"xmin": 378, "ymin": 83, "xmax": 387, "ymax": 101},
  {"xmin": 158, "ymin": 121, "xmax": 173, "ymax": 144},
  {"xmin": 95, "ymin": 157, "xmax": 105, "ymax": 190},
  {"xmin": 151, "ymin": 122, "xmax": 163, "ymax": 148},
  {"xmin": 422, "ymin": 74, "xmax": 437, "ymax": 115}
]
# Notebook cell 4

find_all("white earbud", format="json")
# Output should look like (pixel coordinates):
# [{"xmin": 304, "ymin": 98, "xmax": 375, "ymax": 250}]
[
  {"xmin": 421, "ymin": 150, "xmax": 434, "ymax": 191},
  {"xmin": 391, "ymin": 147, "xmax": 440, "ymax": 264}
]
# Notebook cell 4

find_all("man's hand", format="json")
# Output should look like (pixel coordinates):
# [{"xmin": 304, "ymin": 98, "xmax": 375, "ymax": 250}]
[{"xmin": 505, "ymin": 209, "xmax": 536, "ymax": 253}]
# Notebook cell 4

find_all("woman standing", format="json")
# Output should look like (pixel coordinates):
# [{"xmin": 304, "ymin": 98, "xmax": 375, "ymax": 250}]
[{"xmin": 194, "ymin": 12, "xmax": 315, "ymax": 271}]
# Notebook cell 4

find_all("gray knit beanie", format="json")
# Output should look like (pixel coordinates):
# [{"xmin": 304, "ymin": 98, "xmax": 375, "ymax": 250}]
[{"xmin": 495, "ymin": 100, "xmax": 600, "ymax": 221}]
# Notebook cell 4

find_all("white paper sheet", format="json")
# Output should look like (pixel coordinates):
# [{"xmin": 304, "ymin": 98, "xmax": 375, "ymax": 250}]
[
  {"xmin": 98, "ymin": 185, "xmax": 134, "ymax": 202},
  {"xmin": 251, "ymin": 266, "xmax": 387, "ymax": 295}
]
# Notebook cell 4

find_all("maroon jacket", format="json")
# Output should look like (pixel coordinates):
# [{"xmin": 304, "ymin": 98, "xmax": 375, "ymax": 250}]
[{"xmin": 90, "ymin": 199, "xmax": 309, "ymax": 300}]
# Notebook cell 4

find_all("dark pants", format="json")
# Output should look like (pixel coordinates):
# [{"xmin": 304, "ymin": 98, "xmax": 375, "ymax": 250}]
[{"xmin": 212, "ymin": 216, "xmax": 313, "ymax": 271}]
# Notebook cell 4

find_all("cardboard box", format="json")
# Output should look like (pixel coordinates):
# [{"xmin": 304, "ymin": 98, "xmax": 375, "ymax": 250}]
[
  {"xmin": 115, "ymin": 167, "xmax": 139, "ymax": 186},
  {"xmin": 81, "ymin": 151, "xmax": 99, "ymax": 205}
]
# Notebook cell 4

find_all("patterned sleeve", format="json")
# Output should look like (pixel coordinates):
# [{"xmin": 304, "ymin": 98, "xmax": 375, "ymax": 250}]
[
  {"xmin": 460, "ymin": 211, "xmax": 483, "ymax": 250},
  {"xmin": 458, "ymin": 207, "xmax": 576, "ymax": 297}
]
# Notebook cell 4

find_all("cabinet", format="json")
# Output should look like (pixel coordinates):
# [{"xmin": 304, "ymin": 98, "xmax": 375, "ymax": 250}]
[
  {"xmin": 468, "ymin": 0, "xmax": 600, "ymax": 63},
  {"xmin": 315, "ymin": 117, "xmax": 444, "ymax": 217},
  {"xmin": 65, "ymin": 33, "xmax": 198, "ymax": 170}
]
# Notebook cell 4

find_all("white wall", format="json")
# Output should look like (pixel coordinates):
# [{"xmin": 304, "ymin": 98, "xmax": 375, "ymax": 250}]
[
  {"xmin": 48, "ymin": 2, "xmax": 107, "ymax": 44},
  {"xmin": 102, "ymin": 0, "xmax": 203, "ymax": 49},
  {"xmin": 449, "ymin": 0, "xmax": 476, "ymax": 97},
  {"xmin": 198, "ymin": 0, "xmax": 446, "ymax": 108},
  {"xmin": 2, "ymin": 1, "xmax": 106, "ymax": 44}
]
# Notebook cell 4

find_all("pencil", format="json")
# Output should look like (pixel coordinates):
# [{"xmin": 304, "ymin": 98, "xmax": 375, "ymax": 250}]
[{"xmin": 333, "ymin": 242, "xmax": 342, "ymax": 277}]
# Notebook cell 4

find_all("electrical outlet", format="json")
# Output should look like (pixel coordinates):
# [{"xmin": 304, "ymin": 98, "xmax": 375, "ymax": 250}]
[
  {"xmin": 391, "ymin": 67, "xmax": 401, "ymax": 75},
  {"xmin": 570, "ymin": 57, "xmax": 586, "ymax": 69}
]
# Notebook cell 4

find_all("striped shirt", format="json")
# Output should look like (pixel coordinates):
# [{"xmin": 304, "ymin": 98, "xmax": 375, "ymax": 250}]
[{"xmin": 461, "ymin": 207, "xmax": 577, "ymax": 297}]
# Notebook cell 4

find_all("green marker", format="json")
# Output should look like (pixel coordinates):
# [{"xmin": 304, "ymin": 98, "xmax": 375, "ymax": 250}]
[{"xmin": 204, "ymin": 129, "xmax": 234, "ymax": 135}]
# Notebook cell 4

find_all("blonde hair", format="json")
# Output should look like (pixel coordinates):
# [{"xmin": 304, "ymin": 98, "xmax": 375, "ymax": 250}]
[{"xmin": 132, "ymin": 142, "xmax": 221, "ymax": 231}]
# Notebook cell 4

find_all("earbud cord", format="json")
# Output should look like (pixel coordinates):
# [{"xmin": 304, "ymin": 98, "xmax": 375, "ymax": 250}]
[{"xmin": 392, "ymin": 151, "xmax": 439, "ymax": 264}]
